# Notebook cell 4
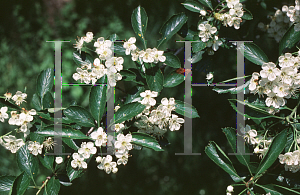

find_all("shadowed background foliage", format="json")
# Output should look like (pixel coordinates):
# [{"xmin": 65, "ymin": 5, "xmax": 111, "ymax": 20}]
[{"xmin": 0, "ymin": 0, "xmax": 285, "ymax": 194}]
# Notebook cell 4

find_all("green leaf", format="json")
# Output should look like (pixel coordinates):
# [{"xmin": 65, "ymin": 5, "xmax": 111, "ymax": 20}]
[
  {"xmin": 63, "ymin": 138, "xmax": 79, "ymax": 150},
  {"xmin": 145, "ymin": 63, "xmax": 164, "ymax": 93},
  {"xmin": 37, "ymin": 112, "xmax": 72, "ymax": 124},
  {"xmin": 120, "ymin": 70, "xmax": 137, "ymax": 81},
  {"xmin": 42, "ymin": 92, "xmax": 54, "ymax": 110},
  {"xmin": 16, "ymin": 145, "xmax": 39, "ymax": 183},
  {"xmin": 11, "ymin": 172, "xmax": 30, "ymax": 195},
  {"xmin": 205, "ymin": 141, "xmax": 243, "ymax": 182},
  {"xmin": 189, "ymin": 51, "xmax": 204, "ymax": 63},
  {"xmin": 164, "ymin": 71, "xmax": 184, "ymax": 87},
  {"xmin": 0, "ymin": 176, "xmax": 15, "ymax": 195},
  {"xmin": 124, "ymin": 86, "xmax": 145, "ymax": 104},
  {"xmin": 30, "ymin": 132, "xmax": 45, "ymax": 144},
  {"xmin": 113, "ymin": 42, "xmax": 126, "ymax": 56},
  {"xmin": 279, "ymin": 23, "xmax": 300, "ymax": 54},
  {"xmin": 131, "ymin": 6, "xmax": 148, "ymax": 49},
  {"xmin": 213, "ymin": 80, "xmax": 250, "ymax": 94},
  {"xmin": 63, "ymin": 106, "xmax": 95, "ymax": 127},
  {"xmin": 174, "ymin": 100, "xmax": 200, "ymax": 118},
  {"xmin": 31, "ymin": 93, "xmax": 42, "ymax": 111},
  {"xmin": 255, "ymin": 129, "xmax": 287, "ymax": 178},
  {"xmin": 113, "ymin": 102, "xmax": 146, "ymax": 125},
  {"xmin": 192, "ymin": 41, "xmax": 207, "ymax": 52},
  {"xmin": 163, "ymin": 53, "xmax": 181, "ymax": 68},
  {"xmin": 242, "ymin": 8, "xmax": 253, "ymax": 20},
  {"xmin": 67, "ymin": 158, "xmax": 84, "ymax": 182},
  {"xmin": 157, "ymin": 13, "xmax": 188, "ymax": 48},
  {"xmin": 222, "ymin": 127, "xmax": 257, "ymax": 173},
  {"xmin": 72, "ymin": 52, "xmax": 92, "ymax": 67},
  {"xmin": 256, "ymin": 184, "xmax": 282, "ymax": 195},
  {"xmin": 89, "ymin": 85, "xmax": 107, "ymax": 126},
  {"xmin": 0, "ymin": 97, "xmax": 21, "ymax": 112},
  {"xmin": 198, "ymin": 0, "xmax": 213, "ymax": 10},
  {"xmin": 182, "ymin": 1, "xmax": 204, "ymax": 13},
  {"xmin": 243, "ymin": 43, "xmax": 269, "ymax": 66},
  {"xmin": 131, "ymin": 132, "xmax": 164, "ymax": 151},
  {"xmin": 44, "ymin": 177, "xmax": 60, "ymax": 195},
  {"xmin": 38, "ymin": 154, "xmax": 54, "ymax": 170},
  {"xmin": 229, "ymin": 99, "xmax": 277, "ymax": 120},
  {"xmin": 37, "ymin": 68, "xmax": 54, "ymax": 99},
  {"xmin": 36, "ymin": 125, "xmax": 90, "ymax": 140}
]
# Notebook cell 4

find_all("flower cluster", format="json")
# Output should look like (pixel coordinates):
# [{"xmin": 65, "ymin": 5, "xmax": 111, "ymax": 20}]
[
  {"xmin": 28, "ymin": 141, "xmax": 43, "ymax": 156},
  {"xmin": 279, "ymin": 150, "xmax": 300, "ymax": 173},
  {"xmin": 93, "ymin": 132, "xmax": 133, "ymax": 174},
  {"xmin": 123, "ymin": 37, "xmax": 166, "ymax": 64},
  {"xmin": 1, "ymin": 135, "xmax": 25, "ymax": 153},
  {"xmin": 71, "ymin": 141, "xmax": 97, "ymax": 169},
  {"xmin": 214, "ymin": 0, "xmax": 244, "ymax": 30},
  {"xmin": 73, "ymin": 33, "xmax": 124, "ymax": 87},
  {"xmin": 249, "ymin": 52, "xmax": 300, "ymax": 109},
  {"xmin": 241, "ymin": 125, "xmax": 273, "ymax": 158},
  {"xmin": 74, "ymin": 32, "xmax": 94, "ymax": 53},
  {"xmin": 135, "ymin": 93, "xmax": 184, "ymax": 136},
  {"xmin": 258, "ymin": 1, "xmax": 300, "ymax": 43},
  {"xmin": 8, "ymin": 108, "xmax": 36, "ymax": 137}
]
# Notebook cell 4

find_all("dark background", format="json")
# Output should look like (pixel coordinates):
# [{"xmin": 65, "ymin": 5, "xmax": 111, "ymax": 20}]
[{"xmin": 0, "ymin": 0, "xmax": 288, "ymax": 194}]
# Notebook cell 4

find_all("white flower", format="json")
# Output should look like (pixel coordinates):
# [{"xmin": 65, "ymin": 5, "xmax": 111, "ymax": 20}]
[
  {"xmin": 105, "ymin": 57, "xmax": 124, "ymax": 73},
  {"xmin": 72, "ymin": 68, "xmax": 91, "ymax": 84},
  {"xmin": 279, "ymin": 152, "xmax": 295, "ymax": 165},
  {"xmin": 272, "ymin": 83, "xmax": 289, "ymax": 97},
  {"xmin": 241, "ymin": 125, "xmax": 257, "ymax": 145},
  {"xmin": 206, "ymin": 72, "xmax": 214, "ymax": 80},
  {"xmin": 200, "ymin": 10, "xmax": 206, "ymax": 16},
  {"xmin": 78, "ymin": 142, "xmax": 97, "ymax": 159},
  {"xmin": 226, "ymin": 0, "xmax": 239, "ymax": 9},
  {"xmin": 115, "ymin": 106, "xmax": 121, "ymax": 112},
  {"xmin": 139, "ymin": 90, "xmax": 158, "ymax": 107},
  {"xmin": 43, "ymin": 137, "xmax": 55, "ymax": 151},
  {"xmin": 92, "ymin": 58, "xmax": 107, "ymax": 79},
  {"xmin": 55, "ymin": 157, "xmax": 63, "ymax": 164},
  {"xmin": 11, "ymin": 91, "xmax": 27, "ymax": 106},
  {"xmin": 139, "ymin": 48, "xmax": 154, "ymax": 63},
  {"xmin": 279, "ymin": 53, "xmax": 294, "ymax": 67},
  {"xmin": 94, "ymin": 37, "xmax": 113, "ymax": 60},
  {"xmin": 207, "ymin": 36, "xmax": 222, "ymax": 52},
  {"xmin": 74, "ymin": 37, "xmax": 84, "ymax": 53},
  {"xmin": 152, "ymin": 48, "xmax": 166, "ymax": 63},
  {"xmin": 71, "ymin": 153, "xmax": 87, "ymax": 169},
  {"xmin": 83, "ymin": 32, "xmax": 93, "ymax": 43},
  {"xmin": 229, "ymin": 3, "xmax": 244, "ymax": 18},
  {"xmin": 168, "ymin": 114, "xmax": 184, "ymax": 131},
  {"xmin": 265, "ymin": 92, "xmax": 286, "ymax": 108},
  {"xmin": 2, "ymin": 135, "xmax": 24, "ymax": 153},
  {"xmin": 27, "ymin": 141, "xmax": 43, "ymax": 156},
  {"xmin": 0, "ymin": 107, "xmax": 9, "ymax": 122},
  {"xmin": 4, "ymin": 92, "xmax": 12, "ymax": 101},
  {"xmin": 260, "ymin": 62, "xmax": 281, "ymax": 81},
  {"xmin": 123, "ymin": 37, "xmax": 137, "ymax": 55},
  {"xmin": 161, "ymin": 97, "xmax": 176, "ymax": 112},
  {"xmin": 115, "ymin": 150, "xmax": 129, "ymax": 165},
  {"xmin": 249, "ymin": 72, "xmax": 260, "ymax": 91},
  {"xmin": 198, "ymin": 23, "xmax": 217, "ymax": 42},
  {"xmin": 114, "ymin": 133, "xmax": 133, "ymax": 152},
  {"xmin": 227, "ymin": 185, "xmax": 234, "ymax": 192},
  {"xmin": 106, "ymin": 71, "xmax": 122, "ymax": 87},
  {"xmin": 90, "ymin": 127, "xmax": 107, "ymax": 147},
  {"xmin": 112, "ymin": 123, "xmax": 125, "ymax": 132},
  {"xmin": 96, "ymin": 155, "xmax": 118, "ymax": 174}
]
